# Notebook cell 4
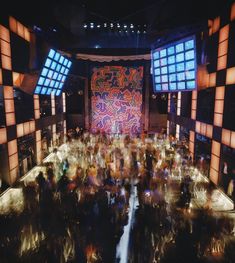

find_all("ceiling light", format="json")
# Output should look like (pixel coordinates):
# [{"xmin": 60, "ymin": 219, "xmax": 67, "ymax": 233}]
[
  {"xmin": 124, "ymin": 25, "xmax": 127, "ymax": 28},
  {"xmin": 104, "ymin": 23, "xmax": 107, "ymax": 27},
  {"xmin": 130, "ymin": 24, "xmax": 134, "ymax": 28},
  {"xmin": 97, "ymin": 24, "xmax": 101, "ymax": 28},
  {"xmin": 83, "ymin": 24, "xmax": 88, "ymax": 28}
]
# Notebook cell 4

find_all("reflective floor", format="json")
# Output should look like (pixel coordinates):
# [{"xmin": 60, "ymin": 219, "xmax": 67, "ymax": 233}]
[{"xmin": 0, "ymin": 133, "xmax": 235, "ymax": 263}]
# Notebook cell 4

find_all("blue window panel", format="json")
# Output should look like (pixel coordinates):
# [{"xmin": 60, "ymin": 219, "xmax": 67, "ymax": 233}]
[
  {"xmin": 186, "ymin": 60, "xmax": 195, "ymax": 70},
  {"xmin": 168, "ymin": 55, "xmax": 175, "ymax": 64},
  {"xmin": 161, "ymin": 75, "xmax": 168, "ymax": 82},
  {"xmin": 54, "ymin": 52, "xmax": 60, "ymax": 61},
  {"xmin": 187, "ymin": 80, "xmax": 196, "ymax": 89},
  {"xmin": 160, "ymin": 58, "xmax": 167, "ymax": 66},
  {"xmin": 160, "ymin": 49, "xmax": 166, "ymax": 58},
  {"xmin": 54, "ymin": 82, "xmax": 59, "ymax": 88},
  {"xmin": 51, "ymin": 89, "xmax": 57, "ymax": 95},
  {"xmin": 177, "ymin": 72, "xmax": 185, "ymax": 81},
  {"xmin": 154, "ymin": 60, "xmax": 160, "ymax": 68},
  {"xmin": 41, "ymin": 87, "xmax": 47, "ymax": 94},
  {"xmin": 185, "ymin": 39, "xmax": 194, "ymax": 50},
  {"xmin": 59, "ymin": 83, "xmax": 64, "ymax": 89},
  {"xmin": 178, "ymin": 82, "xmax": 186, "ymax": 90},
  {"xmin": 61, "ymin": 76, "xmax": 66, "ymax": 82},
  {"xmin": 48, "ymin": 49, "xmax": 56, "ymax": 59},
  {"xmin": 167, "ymin": 46, "xmax": 175, "ymax": 55},
  {"xmin": 41, "ymin": 68, "xmax": 48, "ymax": 77},
  {"xmin": 46, "ymin": 88, "xmax": 52, "ymax": 95},
  {"xmin": 169, "ymin": 82, "xmax": 177, "ymax": 90},
  {"xmin": 155, "ymin": 76, "xmax": 161, "ymax": 84},
  {"xmin": 155, "ymin": 68, "xmax": 160, "ymax": 75},
  {"xmin": 47, "ymin": 70, "xmax": 54, "ymax": 78},
  {"xmin": 38, "ymin": 77, "xmax": 45, "ymax": 85},
  {"xmin": 177, "ymin": 63, "xmax": 185, "ymax": 72},
  {"xmin": 155, "ymin": 84, "xmax": 161, "ymax": 91},
  {"xmin": 185, "ymin": 50, "xmax": 194, "ymax": 60},
  {"xmin": 169, "ymin": 74, "xmax": 176, "ymax": 82},
  {"xmin": 57, "ymin": 74, "xmax": 63, "ymax": 81},
  {"xmin": 168, "ymin": 64, "xmax": 176, "ymax": 73},
  {"xmin": 34, "ymin": 86, "xmax": 41, "ymax": 94},
  {"xmin": 51, "ymin": 61, "xmax": 57, "ymax": 70},
  {"xmin": 61, "ymin": 67, "xmax": 66, "ymax": 74},
  {"xmin": 153, "ymin": 51, "xmax": 159, "ymax": 60},
  {"xmin": 56, "ymin": 64, "xmax": 62, "ymax": 72},
  {"xmin": 176, "ymin": 43, "xmax": 184, "ymax": 53},
  {"xmin": 63, "ymin": 59, "xmax": 69, "ymax": 66},
  {"xmin": 67, "ymin": 61, "xmax": 72, "ymax": 68},
  {"xmin": 176, "ymin": 53, "xmax": 184, "ymax": 62},
  {"xmin": 161, "ymin": 66, "xmax": 168, "ymax": 74},
  {"xmin": 56, "ymin": 90, "xmax": 61, "ymax": 96},
  {"xmin": 53, "ymin": 72, "xmax": 58, "ymax": 80},
  {"xmin": 162, "ymin": 83, "xmax": 169, "ymax": 91},
  {"xmin": 64, "ymin": 68, "xmax": 69, "ymax": 75},
  {"xmin": 45, "ymin": 58, "xmax": 52, "ymax": 67},
  {"xmin": 50, "ymin": 80, "xmax": 55, "ymax": 87},
  {"xmin": 44, "ymin": 79, "xmax": 50, "ymax": 86},
  {"xmin": 59, "ymin": 56, "xmax": 64, "ymax": 64},
  {"xmin": 186, "ymin": 70, "xmax": 195, "ymax": 80}
]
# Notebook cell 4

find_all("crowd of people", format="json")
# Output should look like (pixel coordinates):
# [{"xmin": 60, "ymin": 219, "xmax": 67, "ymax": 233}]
[{"xmin": 0, "ymin": 130, "xmax": 235, "ymax": 263}]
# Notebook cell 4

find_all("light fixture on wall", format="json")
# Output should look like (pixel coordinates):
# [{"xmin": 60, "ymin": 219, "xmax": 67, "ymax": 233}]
[{"xmin": 152, "ymin": 94, "xmax": 157, "ymax": 99}]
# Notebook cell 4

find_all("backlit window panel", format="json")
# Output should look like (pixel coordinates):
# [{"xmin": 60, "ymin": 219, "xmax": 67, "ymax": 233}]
[
  {"xmin": 34, "ymin": 49, "xmax": 72, "ymax": 96},
  {"xmin": 152, "ymin": 36, "xmax": 196, "ymax": 92}
]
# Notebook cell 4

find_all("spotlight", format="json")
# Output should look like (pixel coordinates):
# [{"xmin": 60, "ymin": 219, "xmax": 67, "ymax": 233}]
[
  {"xmin": 83, "ymin": 24, "xmax": 88, "ymax": 28},
  {"xmin": 143, "ymin": 31, "xmax": 147, "ymax": 34},
  {"xmin": 125, "ymin": 30, "xmax": 128, "ymax": 33},
  {"xmin": 124, "ymin": 25, "xmax": 127, "ymax": 28},
  {"xmin": 132, "ymin": 30, "xmax": 135, "ymax": 33},
  {"xmin": 104, "ymin": 23, "xmax": 107, "ymax": 27},
  {"xmin": 97, "ymin": 24, "xmax": 101, "ymax": 28},
  {"xmin": 152, "ymin": 94, "xmax": 157, "ymax": 99},
  {"xmin": 137, "ymin": 30, "xmax": 140, "ymax": 34},
  {"xmin": 110, "ymin": 23, "xmax": 114, "ymax": 28},
  {"xmin": 117, "ymin": 23, "xmax": 120, "ymax": 28},
  {"xmin": 119, "ymin": 30, "xmax": 122, "ymax": 33},
  {"xmin": 130, "ymin": 24, "xmax": 134, "ymax": 28},
  {"xmin": 52, "ymin": 28, "xmax": 57, "ymax": 32},
  {"xmin": 90, "ymin": 23, "xmax": 94, "ymax": 29}
]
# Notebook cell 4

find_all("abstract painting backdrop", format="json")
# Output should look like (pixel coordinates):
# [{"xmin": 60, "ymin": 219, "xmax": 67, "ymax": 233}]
[{"xmin": 91, "ymin": 66, "xmax": 143, "ymax": 134}]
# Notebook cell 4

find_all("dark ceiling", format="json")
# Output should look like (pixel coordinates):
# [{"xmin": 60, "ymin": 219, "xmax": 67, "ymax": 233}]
[{"xmin": 2, "ymin": 0, "xmax": 232, "ymax": 51}]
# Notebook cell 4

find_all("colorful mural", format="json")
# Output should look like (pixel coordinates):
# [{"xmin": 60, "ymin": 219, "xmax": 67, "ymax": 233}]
[{"xmin": 91, "ymin": 66, "xmax": 143, "ymax": 134}]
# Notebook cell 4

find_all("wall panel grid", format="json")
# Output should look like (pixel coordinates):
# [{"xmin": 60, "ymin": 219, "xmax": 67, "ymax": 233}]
[
  {"xmin": 195, "ymin": 121, "xmax": 213, "ymax": 139},
  {"xmin": 9, "ymin": 16, "xmax": 30, "ymax": 42},
  {"xmin": 16, "ymin": 121, "xmax": 35, "ymax": 138},
  {"xmin": 217, "ymin": 24, "xmax": 229, "ymax": 71},
  {"xmin": 214, "ymin": 86, "xmax": 225, "ymax": 127},
  {"xmin": 0, "ymin": 25, "xmax": 12, "ymax": 70},
  {"xmin": 4, "ymin": 86, "xmax": 15, "ymax": 126},
  {"xmin": 222, "ymin": 129, "xmax": 235, "ymax": 149},
  {"xmin": 7, "ymin": 139, "xmax": 18, "ymax": 185}
]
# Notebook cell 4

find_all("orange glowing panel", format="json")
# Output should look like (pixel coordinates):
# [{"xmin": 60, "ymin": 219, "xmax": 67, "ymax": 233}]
[
  {"xmin": 196, "ymin": 121, "xmax": 201, "ymax": 133},
  {"xmin": 10, "ymin": 168, "xmax": 18, "ymax": 185},
  {"xmin": 29, "ymin": 120, "xmax": 35, "ymax": 132},
  {"xmin": 210, "ymin": 168, "xmax": 219, "ymax": 185},
  {"xmin": 190, "ymin": 131, "xmax": 195, "ymax": 142},
  {"xmin": 191, "ymin": 110, "xmax": 196, "ymax": 120},
  {"xmin": 34, "ymin": 97, "xmax": 40, "ymax": 110},
  {"xmin": 212, "ymin": 17, "xmax": 220, "ymax": 34},
  {"xmin": 222, "ymin": 129, "xmax": 231, "ymax": 146},
  {"xmin": 212, "ymin": 141, "xmax": 221, "ymax": 156},
  {"xmin": 219, "ymin": 25, "xmax": 229, "ymax": 43},
  {"xmin": 209, "ymin": 72, "xmax": 216, "ymax": 87},
  {"xmin": 218, "ymin": 40, "xmax": 228, "ymax": 57},
  {"xmin": 0, "ymin": 40, "xmax": 11, "ymax": 57},
  {"xmin": 201, "ymin": 123, "xmax": 207, "ymax": 136},
  {"xmin": 24, "ymin": 28, "xmax": 30, "ymax": 42},
  {"xmin": 4, "ymin": 86, "xmax": 14, "ymax": 99},
  {"xmin": 9, "ymin": 153, "xmax": 18, "ymax": 170},
  {"xmin": 230, "ymin": 132, "xmax": 235, "ymax": 149},
  {"xmin": 0, "ymin": 128, "xmax": 7, "ymax": 144},
  {"xmin": 226, "ymin": 67, "xmax": 235, "ymax": 85},
  {"xmin": 17, "ymin": 22, "xmax": 24, "ymax": 38},
  {"xmin": 23, "ymin": 122, "xmax": 30, "ymax": 135},
  {"xmin": 36, "ymin": 130, "xmax": 41, "ymax": 142},
  {"xmin": 215, "ymin": 86, "xmax": 225, "ymax": 100},
  {"xmin": 9, "ymin": 17, "xmax": 17, "ymax": 33},
  {"xmin": 37, "ymin": 151, "xmax": 42, "ymax": 164},
  {"xmin": 192, "ymin": 91, "xmax": 197, "ymax": 100},
  {"xmin": 17, "ymin": 124, "xmax": 24, "ymax": 137},
  {"xmin": 4, "ymin": 99, "xmax": 15, "ymax": 113},
  {"xmin": 208, "ymin": 19, "xmax": 213, "ymax": 36},
  {"xmin": 206, "ymin": 124, "xmax": 213, "ymax": 138},
  {"xmin": 36, "ymin": 141, "xmax": 41, "ymax": 152},
  {"xmin": 214, "ymin": 113, "xmax": 223, "ymax": 127},
  {"xmin": 214, "ymin": 100, "xmax": 224, "ymax": 114},
  {"xmin": 1, "ymin": 54, "xmax": 12, "ymax": 70},
  {"xmin": 0, "ymin": 69, "xmax": 2, "ymax": 85},
  {"xmin": 35, "ymin": 109, "xmax": 40, "ymax": 119},
  {"xmin": 211, "ymin": 154, "xmax": 220, "ymax": 171},
  {"xmin": 0, "ymin": 25, "xmax": 10, "ymax": 42},
  {"xmin": 8, "ymin": 140, "xmax": 17, "ymax": 156},
  {"xmin": 217, "ymin": 55, "xmax": 227, "ymax": 71},
  {"xmin": 191, "ymin": 100, "xmax": 197, "ymax": 110},
  {"xmin": 197, "ymin": 65, "xmax": 209, "ymax": 89},
  {"xmin": 231, "ymin": 2, "xmax": 235, "ymax": 21},
  {"xmin": 12, "ymin": 72, "xmax": 24, "ymax": 86},
  {"xmin": 6, "ymin": 112, "xmax": 15, "ymax": 126}
]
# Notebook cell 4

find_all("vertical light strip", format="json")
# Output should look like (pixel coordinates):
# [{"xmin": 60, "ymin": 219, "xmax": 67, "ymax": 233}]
[
  {"xmin": 63, "ymin": 120, "xmax": 67, "ymax": 142},
  {"xmin": 0, "ymin": 25, "xmax": 12, "ymax": 70},
  {"xmin": 7, "ymin": 139, "xmax": 18, "ymax": 185},
  {"xmin": 177, "ymin": 92, "xmax": 181, "ymax": 116},
  {"xmin": 213, "ymin": 86, "xmax": 225, "ymax": 127},
  {"xmin": 191, "ymin": 91, "xmax": 197, "ymax": 120},
  {"xmin": 62, "ymin": 92, "xmax": 66, "ymax": 113},
  {"xmin": 52, "ymin": 124, "xmax": 56, "ymax": 146},
  {"xmin": 210, "ymin": 140, "xmax": 221, "ymax": 185},
  {"xmin": 4, "ymin": 86, "xmax": 15, "ymax": 126},
  {"xmin": 34, "ymin": 95, "xmax": 40, "ymax": 119},
  {"xmin": 0, "ymin": 128, "xmax": 7, "ymax": 144},
  {"xmin": 51, "ymin": 94, "xmax": 55, "ymax": 115},
  {"xmin": 217, "ymin": 25, "xmax": 229, "ymax": 71},
  {"xmin": 35, "ymin": 130, "xmax": 42, "ymax": 164},
  {"xmin": 176, "ymin": 124, "xmax": 180, "ymax": 140},
  {"xmin": 189, "ymin": 131, "xmax": 195, "ymax": 160},
  {"xmin": 167, "ymin": 93, "xmax": 171, "ymax": 113},
  {"xmin": 167, "ymin": 120, "xmax": 170, "ymax": 136}
]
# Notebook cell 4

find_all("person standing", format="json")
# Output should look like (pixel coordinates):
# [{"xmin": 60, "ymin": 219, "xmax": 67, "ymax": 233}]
[{"xmin": 222, "ymin": 162, "xmax": 230, "ymax": 194}]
